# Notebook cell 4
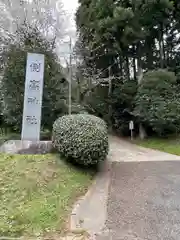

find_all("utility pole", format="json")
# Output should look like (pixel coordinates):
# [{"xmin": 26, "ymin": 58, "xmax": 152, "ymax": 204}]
[
  {"xmin": 68, "ymin": 37, "xmax": 72, "ymax": 115},
  {"xmin": 108, "ymin": 66, "xmax": 112, "ymax": 132}
]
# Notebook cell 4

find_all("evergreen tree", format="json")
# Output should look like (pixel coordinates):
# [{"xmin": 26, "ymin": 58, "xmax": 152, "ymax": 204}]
[{"xmin": 1, "ymin": 25, "xmax": 68, "ymax": 131}]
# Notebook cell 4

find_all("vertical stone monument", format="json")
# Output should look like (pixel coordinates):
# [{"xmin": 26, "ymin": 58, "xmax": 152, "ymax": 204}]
[
  {"xmin": 0, "ymin": 52, "xmax": 53, "ymax": 154},
  {"xmin": 21, "ymin": 53, "xmax": 45, "ymax": 141}
]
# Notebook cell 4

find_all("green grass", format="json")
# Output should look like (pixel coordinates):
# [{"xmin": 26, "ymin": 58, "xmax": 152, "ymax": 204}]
[
  {"xmin": 135, "ymin": 137, "xmax": 180, "ymax": 156},
  {"xmin": 0, "ymin": 154, "xmax": 93, "ymax": 238}
]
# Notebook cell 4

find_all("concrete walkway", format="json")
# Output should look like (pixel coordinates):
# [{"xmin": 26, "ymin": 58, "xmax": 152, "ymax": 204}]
[
  {"xmin": 70, "ymin": 136, "xmax": 180, "ymax": 240},
  {"xmin": 109, "ymin": 135, "xmax": 180, "ymax": 162}
]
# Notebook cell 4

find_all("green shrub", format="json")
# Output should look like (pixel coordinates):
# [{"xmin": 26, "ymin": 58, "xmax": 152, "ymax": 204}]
[
  {"xmin": 134, "ymin": 69, "xmax": 180, "ymax": 136},
  {"xmin": 52, "ymin": 114, "xmax": 109, "ymax": 166}
]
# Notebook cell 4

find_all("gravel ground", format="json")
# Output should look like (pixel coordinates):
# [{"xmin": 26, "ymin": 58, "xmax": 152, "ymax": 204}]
[{"xmin": 97, "ymin": 161, "xmax": 180, "ymax": 240}]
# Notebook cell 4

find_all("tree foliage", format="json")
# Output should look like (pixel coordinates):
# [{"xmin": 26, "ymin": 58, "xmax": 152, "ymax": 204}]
[
  {"xmin": 83, "ymin": 78, "xmax": 137, "ymax": 133},
  {"xmin": 76, "ymin": 0, "xmax": 178, "ymax": 77},
  {"xmin": 134, "ymin": 70, "xmax": 180, "ymax": 136},
  {"xmin": 75, "ymin": 0, "xmax": 180, "ymax": 137},
  {"xmin": 1, "ymin": 25, "xmax": 68, "ymax": 131}
]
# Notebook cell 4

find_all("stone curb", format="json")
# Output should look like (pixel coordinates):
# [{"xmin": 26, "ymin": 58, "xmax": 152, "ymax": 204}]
[
  {"xmin": 69, "ymin": 161, "xmax": 112, "ymax": 239},
  {"xmin": 0, "ymin": 140, "xmax": 53, "ymax": 154}
]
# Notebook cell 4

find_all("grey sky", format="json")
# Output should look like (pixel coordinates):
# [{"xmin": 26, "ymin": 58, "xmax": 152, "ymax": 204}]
[
  {"xmin": 0, "ymin": 0, "xmax": 78, "ymax": 66},
  {"xmin": 63, "ymin": 0, "xmax": 78, "ymax": 24},
  {"xmin": 59, "ymin": 0, "xmax": 78, "ymax": 65}
]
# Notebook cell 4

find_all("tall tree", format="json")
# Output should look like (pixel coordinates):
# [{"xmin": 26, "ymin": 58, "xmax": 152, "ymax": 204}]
[
  {"xmin": 1, "ymin": 25, "xmax": 68, "ymax": 131},
  {"xmin": 76, "ymin": 0, "xmax": 180, "ymax": 136}
]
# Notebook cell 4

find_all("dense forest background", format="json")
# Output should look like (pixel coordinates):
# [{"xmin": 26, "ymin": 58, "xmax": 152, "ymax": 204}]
[{"xmin": 73, "ymin": 0, "xmax": 180, "ymax": 138}]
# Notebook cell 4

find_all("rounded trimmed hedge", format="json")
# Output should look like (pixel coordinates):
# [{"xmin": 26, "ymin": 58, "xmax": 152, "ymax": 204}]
[{"xmin": 52, "ymin": 114, "xmax": 109, "ymax": 166}]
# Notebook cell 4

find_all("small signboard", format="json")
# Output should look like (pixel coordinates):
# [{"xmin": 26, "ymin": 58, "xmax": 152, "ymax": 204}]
[
  {"xmin": 129, "ymin": 120, "xmax": 134, "ymax": 130},
  {"xmin": 129, "ymin": 120, "xmax": 134, "ymax": 140},
  {"xmin": 21, "ymin": 53, "xmax": 45, "ymax": 141}
]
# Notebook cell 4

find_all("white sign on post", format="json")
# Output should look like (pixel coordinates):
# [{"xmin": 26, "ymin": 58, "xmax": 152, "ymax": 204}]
[
  {"xmin": 129, "ymin": 121, "xmax": 134, "ymax": 130},
  {"xmin": 129, "ymin": 120, "xmax": 134, "ymax": 140},
  {"xmin": 21, "ymin": 53, "xmax": 45, "ymax": 141}
]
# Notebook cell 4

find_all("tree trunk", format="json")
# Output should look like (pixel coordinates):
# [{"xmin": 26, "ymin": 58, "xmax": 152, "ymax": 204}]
[
  {"xmin": 137, "ymin": 61, "xmax": 143, "ymax": 84},
  {"xmin": 132, "ymin": 45, "xmax": 137, "ymax": 80},
  {"xmin": 133, "ymin": 57, "xmax": 136, "ymax": 80},
  {"xmin": 126, "ymin": 56, "xmax": 130, "ymax": 80},
  {"xmin": 76, "ymin": 77, "xmax": 81, "ymax": 102},
  {"xmin": 162, "ymin": 36, "xmax": 166, "ymax": 68},
  {"xmin": 119, "ymin": 55, "xmax": 123, "ymax": 77},
  {"xmin": 137, "ymin": 45, "xmax": 147, "ymax": 139},
  {"xmin": 146, "ymin": 37, "xmax": 154, "ymax": 70},
  {"xmin": 139, "ymin": 123, "xmax": 147, "ymax": 139},
  {"xmin": 166, "ymin": 27, "xmax": 170, "ymax": 66},
  {"xmin": 159, "ymin": 24, "xmax": 164, "ymax": 68}
]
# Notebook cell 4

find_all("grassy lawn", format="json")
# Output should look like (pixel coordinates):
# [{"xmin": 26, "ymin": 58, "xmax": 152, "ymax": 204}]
[
  {"xmin": 135, "ymin": 137, "xmax": 180, "ymax": 156},
  {"xmin": 0, "ymin": 154, "xmax": 93, "ymax": 238}
]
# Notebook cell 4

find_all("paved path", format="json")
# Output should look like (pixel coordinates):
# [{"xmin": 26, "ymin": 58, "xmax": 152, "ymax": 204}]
[
  {"xmin": 109, "ymin": 135, "xmax": 180, "ymax": 162},
  {"xmin": 70, "ymin": 136, "xmax": 180, "ymax": 240},
  {"xmin": 97, "ymin": 161, "xmax": 180, "ymax": 240}
]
